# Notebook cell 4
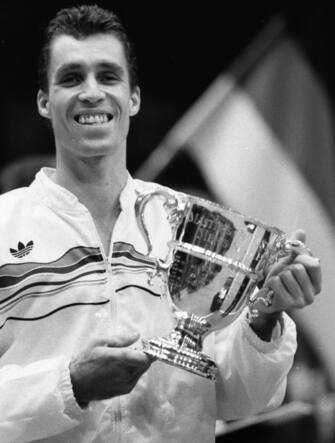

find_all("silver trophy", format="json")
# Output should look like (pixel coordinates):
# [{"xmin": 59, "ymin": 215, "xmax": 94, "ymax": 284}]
[{"xmin": 135, "ymin": 190, "xmax": 308, "ymax": 380}]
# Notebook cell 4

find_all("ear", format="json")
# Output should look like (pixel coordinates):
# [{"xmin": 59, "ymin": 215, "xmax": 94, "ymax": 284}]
[
  {"xmin": 129, "ymin": 86, "xmax": 141, "ymax": 116},
  {"xmin": 37, "ymin": 89, "xmax": 52, "ymax": 120}
]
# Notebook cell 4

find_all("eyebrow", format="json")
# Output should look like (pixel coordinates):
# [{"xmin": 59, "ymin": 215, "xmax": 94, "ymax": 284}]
[{"xmin": 54, "ymin": 61, "xmax": 125, "ymax": 78}]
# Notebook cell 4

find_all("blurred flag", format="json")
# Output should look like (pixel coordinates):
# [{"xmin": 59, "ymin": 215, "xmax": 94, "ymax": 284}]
[{"xmin": 136, "ymin": 17, "xmax": 335, "ymax": 384}]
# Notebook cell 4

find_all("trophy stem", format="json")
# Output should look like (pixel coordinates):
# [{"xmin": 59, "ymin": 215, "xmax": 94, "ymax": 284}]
[{"xmin": 142, "ymin": 311, "xmax": 217, "ymax": 380}]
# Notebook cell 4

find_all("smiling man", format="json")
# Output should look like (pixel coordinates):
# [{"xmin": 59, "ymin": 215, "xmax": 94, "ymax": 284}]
[
  {"xmin": 0, "ymin": 4, "xmax": 321, "ymax": 443},
  {"xmin": 37, "ymin": 23, "xmax": 141, "ymax": 254}
]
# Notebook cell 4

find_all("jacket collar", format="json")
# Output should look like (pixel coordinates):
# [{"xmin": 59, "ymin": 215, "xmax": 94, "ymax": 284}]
[{"xmin": 30, "ymin": 167, "xmax": 137, "ymax": 214}]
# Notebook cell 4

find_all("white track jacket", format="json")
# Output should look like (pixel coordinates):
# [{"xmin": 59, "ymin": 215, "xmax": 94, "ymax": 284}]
[{"xmin": 0, "ymin": 168, "xmax": 297, "ymax": 443}]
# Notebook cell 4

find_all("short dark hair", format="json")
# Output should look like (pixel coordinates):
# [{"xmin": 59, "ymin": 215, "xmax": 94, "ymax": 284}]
[{"xmin": 38, "ymin": 4, "xmax": 138, "ymax": 92}]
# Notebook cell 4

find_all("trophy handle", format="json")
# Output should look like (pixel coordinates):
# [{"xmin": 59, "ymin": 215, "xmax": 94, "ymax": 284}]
[
  {"xmin": 135, "ymin": 190, "xmax": 183, "ymax": 274},
  {"xmin": 260, "ymin": 235, "xmax": 312, "ymax": 276},
  {"xmin": 281, "ymin": 238, "xmax": 312, "ymax": 256}
]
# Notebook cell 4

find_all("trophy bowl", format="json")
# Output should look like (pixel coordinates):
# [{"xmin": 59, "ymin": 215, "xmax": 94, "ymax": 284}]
[{"xmin": 135, "ymin": 189, "xmax": 306, "ymax": 380}]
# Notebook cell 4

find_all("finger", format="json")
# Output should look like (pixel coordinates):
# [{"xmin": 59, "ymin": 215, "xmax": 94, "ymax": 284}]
[
  {"xmin": 115, "ymin": 348, "xmax": 154, "ymax": 368},
  {"xmin": 280, "ymin": 267, "xmax": 315, "ymax": 305},
  {"xmin": 268, "ymin": 274, "xmax": 313, "ymax": 310},
  {"xmin": 265, "ymin": 254, "xmax": 293, "ymax": 279},
  {"xmin": 287, "ymin": 263, "xmax": 316, "ymax": 301},
  {"xmin": 280, "ymin": 269, "xmax": 305, "ymax": 298},
  {"xmin": 107, "ymin": 333, "xmax": 141, "ymax": 348},
  {"xmin": 266, "ymin": 276, "xmax": 296, "ymax": 310},
  {"xmin": 293, "ymin": 255, "xmax": 322, "ymax": 294}
]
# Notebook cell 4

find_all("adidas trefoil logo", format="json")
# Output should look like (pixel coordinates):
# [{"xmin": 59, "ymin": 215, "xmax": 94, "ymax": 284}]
[{"xmin": 10, "ymin": 241, "xmax": 34, "ymax": 258}]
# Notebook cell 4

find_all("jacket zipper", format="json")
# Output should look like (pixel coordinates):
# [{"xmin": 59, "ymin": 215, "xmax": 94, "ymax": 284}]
[{"xmin": 83, "ymin": 207, "xmax": 123, "ymax": 438}]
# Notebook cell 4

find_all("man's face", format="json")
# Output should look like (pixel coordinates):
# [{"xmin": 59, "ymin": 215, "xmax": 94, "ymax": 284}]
[{"xmin": 37, "ymin": 33, "xmax": 140, "ymax": 159}]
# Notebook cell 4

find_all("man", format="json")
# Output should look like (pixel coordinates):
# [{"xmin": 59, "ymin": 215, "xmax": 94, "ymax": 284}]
[{"xmin": 0, "ymin": 5, "xmax": 321, "ymax": 443}]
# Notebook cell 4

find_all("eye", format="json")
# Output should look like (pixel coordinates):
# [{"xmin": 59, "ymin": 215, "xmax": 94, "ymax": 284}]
[
  {"xmin": 58, "ymin": 73, "xmax": 82, "ymax": 87},
  {"xmin": 99, "ymin": 72, "xmax": 119, "ymax": 84}
]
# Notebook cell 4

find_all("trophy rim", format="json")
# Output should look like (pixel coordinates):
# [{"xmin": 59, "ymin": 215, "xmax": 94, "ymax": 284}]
[{"xmin": 181, "ymin": 193, "xmax": 285, "ymax": 236}]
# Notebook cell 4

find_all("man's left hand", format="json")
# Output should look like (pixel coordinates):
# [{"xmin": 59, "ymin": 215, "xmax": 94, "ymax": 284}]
[{"xmin": 249, "ymin": 230, "xmax": 322, "ymax": 340}]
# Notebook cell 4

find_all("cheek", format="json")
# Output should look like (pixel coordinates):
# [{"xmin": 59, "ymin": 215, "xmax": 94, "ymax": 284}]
[
  {"xmin": 49, "ymin": 104, "xmax": 69, "ymax": 129},
  {"xmin": 48, "ymin": 92, "xmax": 69, "ymax": 121}
]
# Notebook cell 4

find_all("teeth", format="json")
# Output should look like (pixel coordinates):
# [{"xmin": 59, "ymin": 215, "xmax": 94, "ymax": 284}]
[{"xmin": 77, "ymin": 113, "xmax": 110, "ymax": 125}]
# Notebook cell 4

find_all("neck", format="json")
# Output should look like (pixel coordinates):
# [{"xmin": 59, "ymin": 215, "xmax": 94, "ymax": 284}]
[{"xmin": 54, "ymin": 151, "xmax": 127, "ymax": 220}]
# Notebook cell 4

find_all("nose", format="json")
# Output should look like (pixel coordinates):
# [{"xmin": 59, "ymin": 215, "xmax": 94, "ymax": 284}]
[{"xmin": 78, "ymin": 77, "xmax": 105, "ymax": 103}]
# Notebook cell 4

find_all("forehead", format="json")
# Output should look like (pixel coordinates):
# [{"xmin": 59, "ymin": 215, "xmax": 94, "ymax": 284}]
[{"xmin": 49, "ymin": 33, "xmax": 128, "ymax": 74}]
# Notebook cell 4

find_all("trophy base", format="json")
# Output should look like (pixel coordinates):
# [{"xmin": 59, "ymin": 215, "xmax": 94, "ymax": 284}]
[{"xmin": 142, "ymin": 337, "xmax": 217, "ymax": 380}]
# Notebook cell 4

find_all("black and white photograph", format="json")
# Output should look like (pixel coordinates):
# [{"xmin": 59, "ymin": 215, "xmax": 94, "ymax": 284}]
[{"xmin": 0, "ymin": 2, "xmax": 333, "ymax": 442}]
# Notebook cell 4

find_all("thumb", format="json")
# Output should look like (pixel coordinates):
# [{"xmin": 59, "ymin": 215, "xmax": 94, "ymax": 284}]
[
  {"xmin": 291, "ymin": 229, "xmax": 306, "ymax": 244},
  {"xmin": 93, "ymin": 332, "xmax": 140, "ymax": 349},
  {"xmin": 288, "ymin": 229, "xmax": 313, "ymax": 258}
]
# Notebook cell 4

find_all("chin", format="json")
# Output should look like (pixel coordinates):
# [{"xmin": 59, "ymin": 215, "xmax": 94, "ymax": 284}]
[{"xmin": 78, "ymin": 140, "xmax": 122, "ymax": 158}]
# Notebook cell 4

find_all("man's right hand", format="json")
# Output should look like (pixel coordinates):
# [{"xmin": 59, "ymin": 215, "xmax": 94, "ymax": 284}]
[{"xmin": 69, "ymin": 332, "xmax": 153, "ymax": 408}]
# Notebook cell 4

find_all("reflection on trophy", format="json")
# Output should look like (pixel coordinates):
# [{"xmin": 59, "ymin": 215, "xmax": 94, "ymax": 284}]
[{"xmin": 135, "ymin": 189, "xmax": 308, "ymax": 381}]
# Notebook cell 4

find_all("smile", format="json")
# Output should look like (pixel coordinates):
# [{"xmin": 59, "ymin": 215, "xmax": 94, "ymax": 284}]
[{"xmin": 74, "ymin": 113, "xmax": 113, "ymax": 125}]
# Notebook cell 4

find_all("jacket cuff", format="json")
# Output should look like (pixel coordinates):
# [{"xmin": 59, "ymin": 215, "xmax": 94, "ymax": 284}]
[
  {"xmin": 59, "ymin": 359, "xmax": 89, "ymax": 421},
  {"xmin": 241, "ymin": 310, "xmax": 295, "ymax": 353}
]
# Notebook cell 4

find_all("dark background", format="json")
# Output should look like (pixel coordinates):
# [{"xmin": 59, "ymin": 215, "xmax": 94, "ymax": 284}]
[{"xmin": 0, "ymin": 1, "xmax": 333, "ymax": 176}]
